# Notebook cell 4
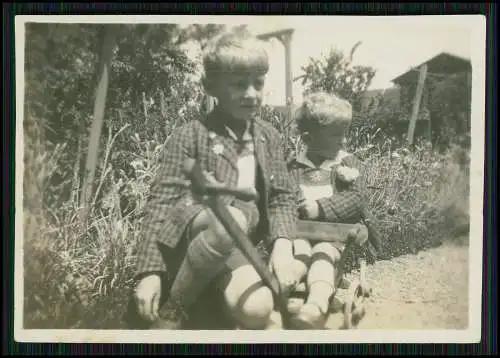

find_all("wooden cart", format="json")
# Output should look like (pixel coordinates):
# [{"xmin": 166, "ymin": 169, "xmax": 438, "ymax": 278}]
[{"xmin": 149, "ymin": 159, "xmax": 373, "ymax": 330}]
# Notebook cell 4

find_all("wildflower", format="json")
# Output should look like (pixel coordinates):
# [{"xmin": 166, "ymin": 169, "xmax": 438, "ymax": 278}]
[
  {"xmin": 391, "ymin": 152, "xmax": 401, "ymax": 159},
  {"xmin": 187, "ymin": 99, "xmax": 198, "ymax": 108},
  {"xmin": 212, "ymin": 143, "xmax": 224, "ymax": 155},
  {"xmin": 130, "ymin": 159, "xmax": 144, "ymax": 171},
  {"xmin": 336, "ymin": 166, "xmax": 360, "ymax": 184},
  {"xmin": 400, "ymin": 147, "xmax": 410, "ymax": 155}
]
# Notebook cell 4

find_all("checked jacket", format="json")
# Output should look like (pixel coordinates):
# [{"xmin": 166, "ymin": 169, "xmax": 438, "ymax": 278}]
[{"xmin": 135, "ymin": 107, "xmax": 298, "ymax": 279}]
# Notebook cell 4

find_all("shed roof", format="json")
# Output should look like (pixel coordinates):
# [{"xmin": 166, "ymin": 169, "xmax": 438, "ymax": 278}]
[{"xmin": 391, "ymin": 52, "xmax": 471, "ymax": 86}]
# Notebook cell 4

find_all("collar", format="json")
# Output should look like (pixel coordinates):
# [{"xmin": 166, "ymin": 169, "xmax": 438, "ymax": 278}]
[
  {"xmin": 206, "ymin": 105, "xmax": 257, "ymax": 141},
  {"xmin": 225, "ymin": 121, "xmax": 253, "ymax": 142},
  {"xmin": 295, "ymin": 147, "xmax": 350, "ymax": 170}
]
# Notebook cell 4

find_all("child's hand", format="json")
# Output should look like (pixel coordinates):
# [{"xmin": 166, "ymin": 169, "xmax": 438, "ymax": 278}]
[
  {"xmin": 348, "ymin": 223, "xmax": 369, "ymax": 247},
  {"xmin": 269, "ymin": 239, "xmax": 297, "ymax": 294},
  {"xmin": 298, "ymin": 200, "xmax": 320, "ymax": 220},
  {"xmin": 134, "ymin": 274, "xmax": 162, "ymax": 322}
]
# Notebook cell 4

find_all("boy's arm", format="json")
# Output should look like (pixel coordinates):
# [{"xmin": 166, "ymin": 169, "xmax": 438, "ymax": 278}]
[
  {"xmin": 135, "ymin": 123, "xmax": 205, "ymax": 278},
  {"xmin": 287, "ymin": 160, "xmax": 306, "ymax": 207},
  {"xmin": 265, "ymin": 133, "xmax": 298, "ymax": 250},
  {"xmin": 316, "ymin": 155, "xmax": 366, "ymax": 223}
]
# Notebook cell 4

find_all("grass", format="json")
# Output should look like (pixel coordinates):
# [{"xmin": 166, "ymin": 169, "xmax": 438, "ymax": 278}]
[{"xmin": 22, "ymin": 109, "xmax": 470, "ymax": 330}]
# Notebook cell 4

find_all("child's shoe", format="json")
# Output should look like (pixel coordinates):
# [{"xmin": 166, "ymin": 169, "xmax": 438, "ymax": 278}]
[{"xmin": 290, "ymin": 301, "xmax": 329, "ymax": 330}]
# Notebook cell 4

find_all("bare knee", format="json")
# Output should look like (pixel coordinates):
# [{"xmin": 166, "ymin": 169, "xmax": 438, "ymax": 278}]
[
  {"xmin": 211, "ymin": 206, "xmax": 248, "ymax": 238},
  {"xmin": 222, "ymin": 265, "xmax": 274, "ymax": 329},
  {"xmin": 190, "ymin": 207, "xmax": 247, "ymax": 253},
  {"xmin": 312, "ymin": 242, "xmax": 341, "ymax": 264},
  {"xmin": 236, "ymin": 286, "xmax": 274, "ymax": 329}
]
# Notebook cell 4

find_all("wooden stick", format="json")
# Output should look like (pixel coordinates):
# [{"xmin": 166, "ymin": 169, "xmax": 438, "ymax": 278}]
[
  {"xmin": 407, "ymin": 63, "xmax": 428, "ymax": 146},
  {"xmin": 79, "ymin": 25, "xmax": 118, "ymax": 226}
]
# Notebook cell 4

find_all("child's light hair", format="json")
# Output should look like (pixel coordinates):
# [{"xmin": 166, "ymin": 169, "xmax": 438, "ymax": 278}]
[
  {"xmin": 202, "ymin": 28, "xmax": 269, "ymax": 81},
  {"xmin": 295, "ymin": 91, "xmax": 353, "ymax": 133}
]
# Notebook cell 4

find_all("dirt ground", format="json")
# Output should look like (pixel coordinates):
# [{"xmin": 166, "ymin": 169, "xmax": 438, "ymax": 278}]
[{"xmin": 268, "ymin": 238, "xmax": 469, "ymax": 330}]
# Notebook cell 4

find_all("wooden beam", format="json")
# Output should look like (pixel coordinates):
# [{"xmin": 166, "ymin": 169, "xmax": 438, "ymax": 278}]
[
  {"xmin": 256, "ymin": 28, "xmax": 295, "ymax": 124},
  {"xmin": 407, "ymin": 64, "xmax": 428, "ymax": 146},
  {"xmin": 79, "ymin": 25, "xmax": 118, "ymax": 225},
  {"xmin": 282, "ymin": 33, "xmax": 293, "ymax": 124},
  {"xmin": 256, "ymin": 28, "xmax": 295, "ymax": 41}
]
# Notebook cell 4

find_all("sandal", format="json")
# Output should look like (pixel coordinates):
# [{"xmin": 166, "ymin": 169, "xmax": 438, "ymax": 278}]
[{"xmin": 290, "ymin": 301, "xmax": 329, "ymax": 330}]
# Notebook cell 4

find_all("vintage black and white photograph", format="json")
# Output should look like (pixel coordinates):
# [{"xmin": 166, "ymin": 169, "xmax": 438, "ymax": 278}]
[{"xmin": 15, "ymin": 15, "xmax": 485, "ymax": 343}]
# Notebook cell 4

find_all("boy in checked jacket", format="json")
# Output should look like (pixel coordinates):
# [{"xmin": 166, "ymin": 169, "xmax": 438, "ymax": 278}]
[
  {"xmin": 130, "ymin": 29, "xmax": 299, "ymax": 330},
  {"xmin": 287, "ymin": 92, "xmax": 382, "ymax": 329}
]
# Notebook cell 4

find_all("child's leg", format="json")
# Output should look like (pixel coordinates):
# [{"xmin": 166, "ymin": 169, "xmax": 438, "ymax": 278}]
[
  {"xmin": 307, "ymin": 242, "xmax": 341, "ymax": 312},
  {"xmin": 216, "ymin": 259, "xmax": 275, "ymax": 330},
  {"xmin": 210, "ymin": 201, "xmax": 274, "ymax": 330},
  {"xmin": 164, "ymin": 206, "xmax": 248, "ymax": 319},
  {"xmin": 290, "ymin": 242, "xmax": 341, "ymax": 329},
  {"xmin": 292, "ymin": 239, "xmax": 312, "ymax": 283}
]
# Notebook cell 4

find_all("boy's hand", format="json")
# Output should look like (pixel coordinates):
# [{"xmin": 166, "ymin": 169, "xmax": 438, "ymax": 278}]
[
  {"xmin": 269, "ymin": 238, "xmax": 297, "ymax": 294},
  {"xmin": 134, "ymin": 274, "xmax": 162, "ymax": 322},
  {"xmin": 298, "ymin": 200, "xmax": 320, "ymax": 220},
  {"xmin": 348, "ymin": 223, "xmax": 369, "ymax": 247}
]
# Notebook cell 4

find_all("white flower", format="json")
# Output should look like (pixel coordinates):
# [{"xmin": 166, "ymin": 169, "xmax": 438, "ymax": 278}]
[
  {"xmin": 208, "ymin": 131, "xmax": 217, "ymax": 140},
  {"xmin": 336, "ymin": 166, "xmax": 360, "ymax": 183},
  {"xmin": 130, "ymin": 159, "xmax": 144, "ymax": 171},
  {"xmin": 431, "ymin": 162, "xmax": 441, "ymax": 169},
  {"xmin": 212, "ymin": 143, "xmax": 224, "ymax": 155}
]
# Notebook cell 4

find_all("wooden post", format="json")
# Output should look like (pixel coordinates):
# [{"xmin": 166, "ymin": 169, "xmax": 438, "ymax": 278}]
[
  {"xmin": 160, "ymin": 90, "xmax": 166, "ymax": 118},
  {"xmin": 428, "ymin": 111, "xmax": 432, "ymax": 144},
  {"xmin": 407, "ymin": 64, "xmax": 428, "ymax": 146},
  {"xmin": 257, "ymin": 28, "xmax": 295, "ymax": 123},
  {"xmin": 281, "ymin": 32, "xmax": 293, "ymax": 124},
  {"xmin": 142, "ymin": 91, "xmax": 149, "ymax": 124},
  {"xmin": 79, "ymin": 25, "xmax": 118, "ymax": 226}
]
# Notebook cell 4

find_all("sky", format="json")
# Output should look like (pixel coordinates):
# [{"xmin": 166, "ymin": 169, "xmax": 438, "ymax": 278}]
[{"xmin": 181, "ymin": 16, "xmax": 476, "ymax": 106}]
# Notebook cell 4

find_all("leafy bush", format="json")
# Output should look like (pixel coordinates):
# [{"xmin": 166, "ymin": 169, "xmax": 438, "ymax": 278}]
[{"xmin": 429, "ymin": 72, "xmax": 472, "ymax": 151}]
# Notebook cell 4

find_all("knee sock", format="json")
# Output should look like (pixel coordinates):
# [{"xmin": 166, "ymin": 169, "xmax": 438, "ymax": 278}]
[
  {"xmin": 306, "ymin": 259, "xmax": 335, "ymax": 314},
  {"xmin": 166, "ymin": 229, "xmax": 234, "ymax": 313}
]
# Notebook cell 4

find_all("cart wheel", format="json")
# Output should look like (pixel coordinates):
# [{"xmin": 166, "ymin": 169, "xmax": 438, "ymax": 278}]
[{"xmin": 342, "ymin": 279, "xmax": 367, "ymax": 329}]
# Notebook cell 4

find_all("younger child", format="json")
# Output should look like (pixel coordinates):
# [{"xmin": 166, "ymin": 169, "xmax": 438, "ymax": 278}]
[
  {"xmin": 130, "ymin": 29, "xmax": 299, "ymax": 330},
  {"xmin": 287, "ymin": 91, "xmax": 380, "ymax": 329}
]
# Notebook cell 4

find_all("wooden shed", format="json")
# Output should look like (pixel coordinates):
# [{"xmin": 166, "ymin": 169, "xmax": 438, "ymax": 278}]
[{"xmin": 391, "ymin": 52, "xmax": 472, "ymax": 144}]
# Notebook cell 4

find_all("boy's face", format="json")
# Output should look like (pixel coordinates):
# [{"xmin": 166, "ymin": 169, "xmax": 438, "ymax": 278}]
[
  {"xmin": 210, "ymin": 71, "xmax": 266, "ymax": 122},
  {"xmin": 303, "ymin": 124, "xmax": 346, "ymax": 159}
]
